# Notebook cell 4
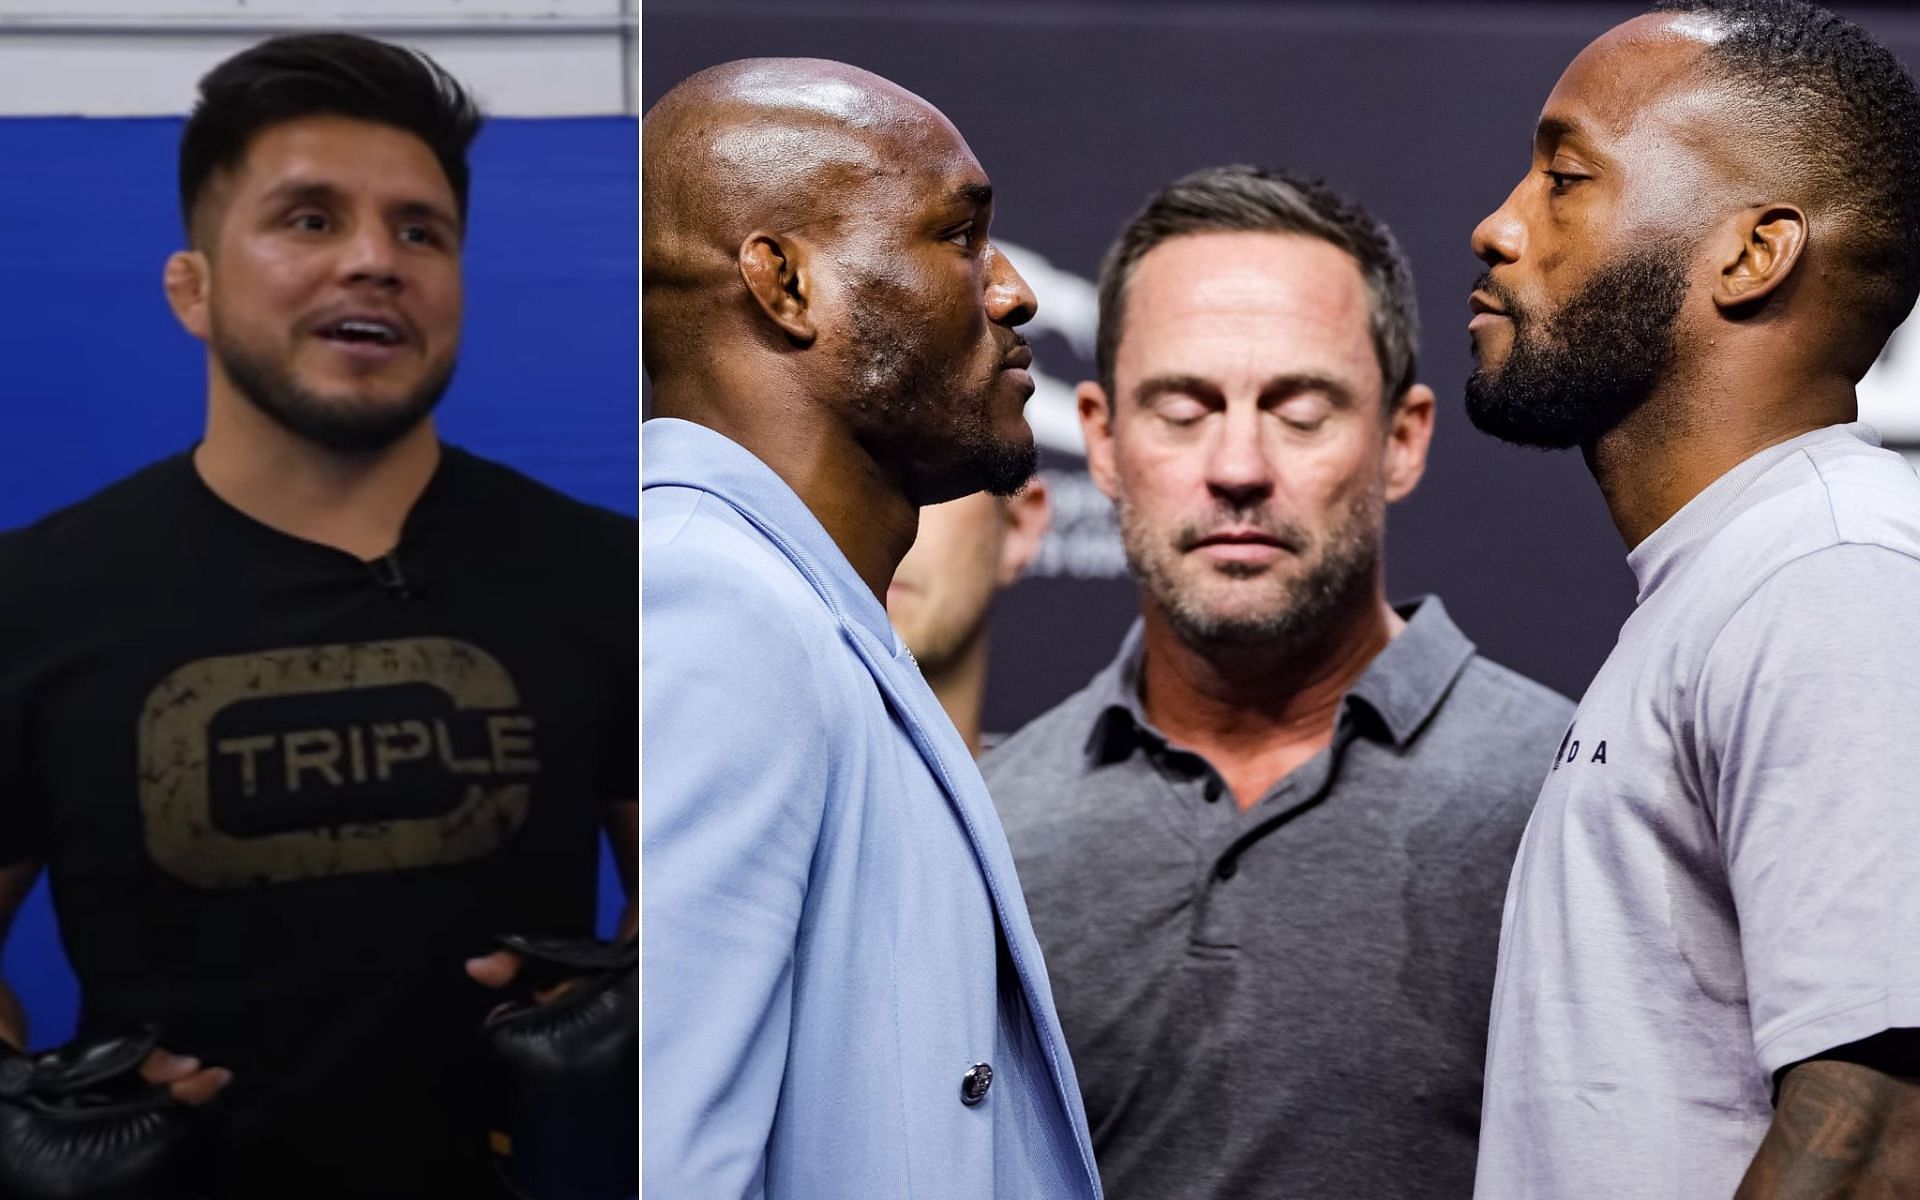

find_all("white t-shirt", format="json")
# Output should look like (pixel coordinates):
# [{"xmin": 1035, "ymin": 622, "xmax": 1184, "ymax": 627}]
[{"xmin": 1475, "ymin": 423, "xmax": 1920, "ymax": 1199}]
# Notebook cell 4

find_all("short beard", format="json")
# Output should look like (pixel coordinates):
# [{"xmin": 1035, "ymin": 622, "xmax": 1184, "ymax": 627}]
[
  {"xmin": 1465, "ymin": 244, "xmax": 1689, "ymax": 449},
  {"xmin": 844, "ymin": 281, "xmax": 1036, "ymax": 500},
  {"xmin": 1119, "ymin": 487, "xmax": 1382, "ymax": 655},
  {"xmin": 214, "ymin": 334, "xmax": 454, "ymax": 455}
]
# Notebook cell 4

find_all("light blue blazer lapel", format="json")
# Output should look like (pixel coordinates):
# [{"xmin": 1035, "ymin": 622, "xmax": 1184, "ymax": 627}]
[
  {"xmin": 644, "ymin": 420, "xmax": 1100, "ymax": 1192},
  {"xmin": 837, "ymin": 618, "xmax": 1101, "ymax": 1191}
]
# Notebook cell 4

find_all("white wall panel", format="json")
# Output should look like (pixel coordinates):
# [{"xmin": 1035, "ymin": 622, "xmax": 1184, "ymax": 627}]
[
  {"xmin": 0, "ymin": 0, "xmax": 634, "ymax": 114},
  {"xmin": 0, "ymin": 1, "xmax": 621, "ymax": 17}
]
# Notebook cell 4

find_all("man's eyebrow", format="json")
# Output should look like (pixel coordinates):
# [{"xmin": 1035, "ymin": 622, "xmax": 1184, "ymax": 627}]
[
  {"xmin": 257, "ymin": 180, "xmax": 459, "ymax": 230},
  {"xmin": 261, "ymin": 179, "xmax": 338, "ymax": 207},
  {"xmin": 1259, "ymin": 371, "xmax": 1356, "ymax": 408},
  {"xmin": 1134, "ymin": 374, "xmax": 1220, "ymax": 406},
  {"xmin": 1535, "ymin": 115, "xmax": 1584, "ymax": 148},
  {"xmin": 1133, "ymin": 372, "xmax": 1357, "ymax": 407},
  {"xmin": 950, "ymin": 181, "xmax": 993, "ymax": 209},
  {"xmin": 395, "ymin": 198, "xmax": 461, "ymax": 230}
]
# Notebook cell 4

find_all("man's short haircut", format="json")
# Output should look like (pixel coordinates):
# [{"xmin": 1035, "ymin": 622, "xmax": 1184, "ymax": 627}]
[
  {"xmin": 1651, "ymin": 0, "xmax": 1920, "ymax": 354},
  {"xmin": 178, "ymin": 32, "xmax": 484, "ymax": 242},
  {"xmin": 1095, "ymin": 164, "xmax": 1420, "ymax": 408}
]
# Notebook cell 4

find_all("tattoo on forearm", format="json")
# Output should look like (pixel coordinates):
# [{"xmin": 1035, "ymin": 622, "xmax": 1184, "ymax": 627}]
[
  {"xmin": 1783, "ymin": 1068, "xmax": 1877, "ymax": 1158},
  {"xmin": 1735, "ymin": 1061, "xmax": 1920, "ymax": 1199}
]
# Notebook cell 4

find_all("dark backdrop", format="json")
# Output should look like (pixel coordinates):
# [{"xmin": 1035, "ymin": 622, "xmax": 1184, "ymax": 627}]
[{"xmin": 645, "ymin": 1, "xmax": 1920, "ymax": 732}]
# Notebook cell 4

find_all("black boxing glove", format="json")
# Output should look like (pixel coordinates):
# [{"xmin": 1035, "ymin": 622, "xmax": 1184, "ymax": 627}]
[
  {"xmin": 480, "ymin": 934, "xmax": 636, "ymax": 1200},
  {"xmin": 0, "ymin": 1028, "xmax": 205, "ymax": 1200}
]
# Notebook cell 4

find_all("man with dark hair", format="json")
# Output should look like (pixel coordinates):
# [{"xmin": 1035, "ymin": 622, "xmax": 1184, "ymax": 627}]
[
  {"xmin": 1467, "ymin": 2, "xmax": 1920, "ymax": 1195},
  {"xmin": 0, "ymin": 33, "xmax": 634, "ymax": 1199},
  {"xmin": 178, "ymin": 32, "xmax": 482, "ymax": 235},
  {"xmin": 642, "ymin": 58, "xmax": 1100, "ymax": 1199},
  {"xmin": 983, "ymin": 164, "xmax": 1571, "ymax": 1200}
]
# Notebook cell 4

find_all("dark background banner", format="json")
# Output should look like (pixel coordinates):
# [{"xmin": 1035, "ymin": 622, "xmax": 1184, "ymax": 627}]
[
  {"xmin": 644, "ymin": 0, "xmax": 1920, "ymax": 736},
  {"xmin": 0, "ymin": 116, "xmax": 638, "ymax": 1044}
]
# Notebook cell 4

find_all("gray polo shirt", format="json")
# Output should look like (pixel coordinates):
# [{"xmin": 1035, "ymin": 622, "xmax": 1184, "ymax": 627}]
[{"xmin": 985, "ymin": 597, "xmax": 1572, "ymax": 1200}]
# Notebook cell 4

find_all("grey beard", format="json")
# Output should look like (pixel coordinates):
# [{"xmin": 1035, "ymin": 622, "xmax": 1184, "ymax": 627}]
[{"xmin": 1121, "ymin": 491, "xmax": 1382, "ymax": 656}]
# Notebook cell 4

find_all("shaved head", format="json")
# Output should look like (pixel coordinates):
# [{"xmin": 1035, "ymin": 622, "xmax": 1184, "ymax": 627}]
[
  {"xmin": 1648, "ymin": 1, "xmax": 1920, "ymax": 356},
  {"xmin": 643, "ymin": 59, "xmax": 955, "ymax": 311},
  {"xmin": 643, "ymin": 58, "xmax": 1040, "ymax": 506}
]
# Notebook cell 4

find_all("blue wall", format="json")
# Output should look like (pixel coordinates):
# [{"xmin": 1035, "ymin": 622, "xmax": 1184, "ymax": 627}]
[{"xmin": 0, "ymin": 116, "xmax": 638, "ymax": 1045}]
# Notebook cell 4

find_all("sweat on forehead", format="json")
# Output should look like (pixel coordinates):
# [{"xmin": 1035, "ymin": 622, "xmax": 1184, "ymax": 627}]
[
  {"xmin": 1537, "ymin": 17, "xmax": 1790, "ymax": 234},
  {"xmin": 700, "ymin": 58, "xmax": 933, "ymax": 125},
  {"xmin": 648, "ymin": 58, "xmax": 957, "ymax": 158},
  {"xmin": 645, "ymin": 59, "xmax": 975, "ymax": 268},
  {"xmin": 1552, "ymin": 15, "xmax": 1724, "ymax": 133},
  {"xmin": 1567, "ymin": 7, "xmax": 1917, "ymax": 218}
]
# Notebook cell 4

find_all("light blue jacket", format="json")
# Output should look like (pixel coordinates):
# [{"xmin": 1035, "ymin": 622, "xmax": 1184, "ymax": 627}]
[{"xmin": 641, "ymin": 419, "xmax": 1101, "ymax": 1200}]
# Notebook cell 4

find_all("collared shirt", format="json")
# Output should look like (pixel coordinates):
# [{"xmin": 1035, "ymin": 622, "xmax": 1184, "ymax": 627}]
[{"xmin": 984, "ymin": 598, "xmax": 1571, "ymax": 1200}]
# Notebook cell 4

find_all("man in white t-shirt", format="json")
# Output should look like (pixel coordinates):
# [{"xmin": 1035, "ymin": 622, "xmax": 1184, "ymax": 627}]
[{"xmin": 1464, "ymin": 1, "xmax": 1920, "ymax": 1196}]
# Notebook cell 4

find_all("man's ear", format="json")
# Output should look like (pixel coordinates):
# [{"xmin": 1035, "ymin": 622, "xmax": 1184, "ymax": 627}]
[
  {"xmin": 738, "ymin": 231, "xmax": 816, "ymax": 346},
  {"xmin": 1077, "ymin": 380, "xmax": 1120, "ymax": 502},
  {"xmin": 163, "ymin": 250, "xmax": 211, "ymax": 341},
  {"xmin": 1384, "ymin": 383, "xmax": 1435, "ymax": 503},
  {"xmin": 996, "ymin": 475, "xmax": 1051, "ymax": 586},
  {"xmin": 1713, "ymin": 204, "xmax": 1807, "ymax": 311}
]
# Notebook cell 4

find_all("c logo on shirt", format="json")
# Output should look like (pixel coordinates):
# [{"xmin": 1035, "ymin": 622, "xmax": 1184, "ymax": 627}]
[{"xmin": 136, "ymin": 638, "xmax": 535, "ymax": 888}]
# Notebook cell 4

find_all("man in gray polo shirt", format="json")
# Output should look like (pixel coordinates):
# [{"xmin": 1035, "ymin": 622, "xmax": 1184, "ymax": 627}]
[
  {"xmin": 984, "ymin": 165, "xmax": 1571, "ymax": 1200},
  {"xmin": 1465, "ymin": 3, "xmax": 1920, "ymax": 1196}
]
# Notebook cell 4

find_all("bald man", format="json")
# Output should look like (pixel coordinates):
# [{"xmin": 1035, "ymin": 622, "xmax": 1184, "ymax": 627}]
[
  {"xmin": 1467, "ymin": 2, "xmax": 1920, "ymax": 1196},
  {"xmin": 641, "ymin": 60, "xmax": 1101, "ymax": 1199}
]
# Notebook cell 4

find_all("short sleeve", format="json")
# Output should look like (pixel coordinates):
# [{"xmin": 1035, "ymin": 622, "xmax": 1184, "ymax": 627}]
[
  {"xmin": 639, "ymin": 497, "xmax": 839, "ymax": 1198},
  {"xmin": 1698, "ymin": 542, "xmax": 1920, "ymax": 1075}
]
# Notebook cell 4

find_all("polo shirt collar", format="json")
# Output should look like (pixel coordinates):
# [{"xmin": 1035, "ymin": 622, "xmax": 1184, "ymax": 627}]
[
  {"xmin": 1082, "ymin": 595, "xmax": 1475, "ymax": 763},
  {"xmin": 1348, "ymin": 596, "xmax": 1476, "ymax": 744},
  {"xmin": 1082, "ymin": 622, "xmax": 1153, "ymax": 763}
]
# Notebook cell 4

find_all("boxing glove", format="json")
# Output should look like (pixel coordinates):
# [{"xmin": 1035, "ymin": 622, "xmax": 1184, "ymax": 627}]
[
  {"xmin": 0, "ymin": 1028, "xmax": 204, "ymax": 1200},
  {"xmin": 481, "ymin": 934, "xmax": 636, "ymax": 1200}
]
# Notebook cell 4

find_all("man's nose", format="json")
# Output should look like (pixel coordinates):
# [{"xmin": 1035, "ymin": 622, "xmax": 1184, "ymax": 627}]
[
  {"xmin": 984, "ymin": 242, "xmax": 1037, "ymax": 328},
  {"xmin": 340, "ymin": 221, "xmax": 402, "ymax": 288},
  {"xmin": 1472, "ymin": 179, "xmax": 1526, "ymax": 268},
  {"xmin": 1205, "ymin": 407, "xmax": 1274, "ymax": 509}
]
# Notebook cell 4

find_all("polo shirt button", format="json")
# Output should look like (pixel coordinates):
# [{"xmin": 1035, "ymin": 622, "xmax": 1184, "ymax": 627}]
[
  {"xmin": 1203, "ymin": 777, "xmax": 1223, "ymax": 803},
  {"xmin": 960, "ymin": 1062, "xmax": 993, "ymax": 1106}
]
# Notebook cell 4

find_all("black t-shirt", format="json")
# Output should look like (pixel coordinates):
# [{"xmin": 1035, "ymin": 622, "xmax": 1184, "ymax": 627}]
[{"xmin": 0, "ymin": 446, "xmax": 636, "ymax": 1199}]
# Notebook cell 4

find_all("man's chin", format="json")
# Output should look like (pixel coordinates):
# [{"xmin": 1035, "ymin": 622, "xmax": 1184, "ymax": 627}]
[
  {"xmin": 218, "ymin": 341, "xmax": 454, "ymax": 454},
  {"xmin": 909, "ymin": 443, "xmax": 1036, "ymax": 505},
  {"xmin": 971, "ymin": 432, "xmax": 1039, "ymax": 499},
  {"xmin": 1162, "ymin": 605, "xmax": 1292, "ymax": 648},
  {"xmin": 294, "ymin": 367, "xmax": 435, "ymax": 407},
  {"xmin": 1164, "ymin": 575, "xmax": 1289, "ymax": 620},
  {"xmin": 1464, "ymin": 371, "xmax": 1583, "ymax": 450},
  {"xmin": 254, "ymin": 392, "xmax": 442, "ymax": 454}
]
